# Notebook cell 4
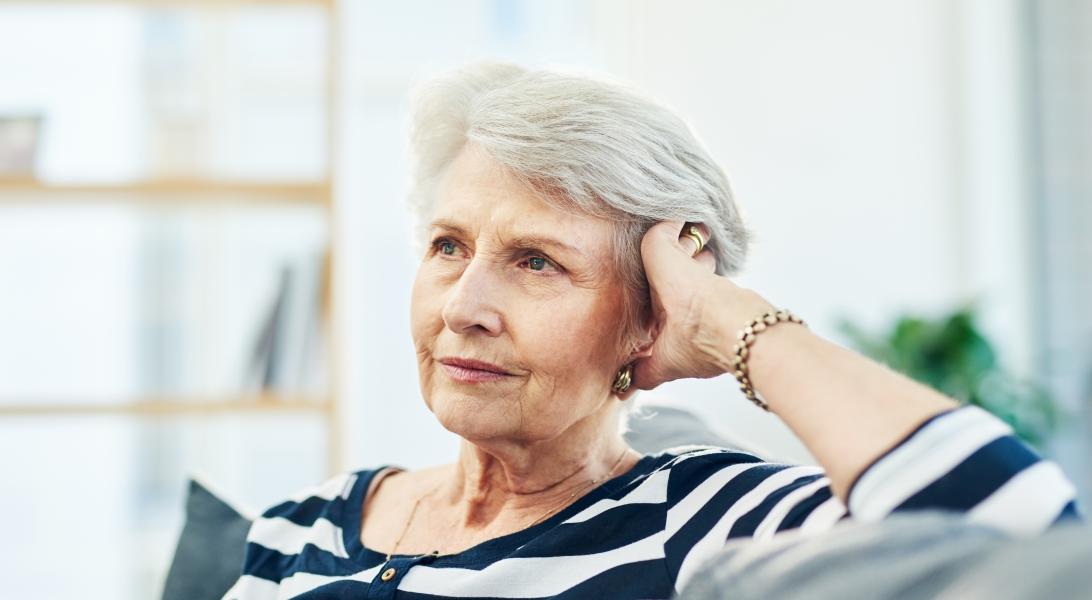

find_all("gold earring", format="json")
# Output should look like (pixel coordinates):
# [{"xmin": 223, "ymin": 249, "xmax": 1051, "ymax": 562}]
[{"xmin": 612, "ymin": 364, "xmax": 633, "ymax": 394}]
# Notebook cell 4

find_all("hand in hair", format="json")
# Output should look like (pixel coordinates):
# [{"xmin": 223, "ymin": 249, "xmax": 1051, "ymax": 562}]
[{"xmin": 625, "ymin": 220, "xmax": 775, "ymax": 395}]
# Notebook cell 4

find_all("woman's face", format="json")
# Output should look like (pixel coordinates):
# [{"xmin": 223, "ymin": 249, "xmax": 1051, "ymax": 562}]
[{"xmin": 410, "ymin": 144, "xmax": 631, "ymax": 446}]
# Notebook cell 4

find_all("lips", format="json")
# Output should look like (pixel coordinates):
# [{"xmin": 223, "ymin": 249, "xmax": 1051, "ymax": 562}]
[{"xmin": 437, "ymin": 357, "xmax": 514, "ymax": 383}]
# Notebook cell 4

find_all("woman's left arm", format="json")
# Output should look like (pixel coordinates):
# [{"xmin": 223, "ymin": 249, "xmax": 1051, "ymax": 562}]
[{"xmin": 631, "ymin": 221, "xmax": 1077, "ymax": 531}]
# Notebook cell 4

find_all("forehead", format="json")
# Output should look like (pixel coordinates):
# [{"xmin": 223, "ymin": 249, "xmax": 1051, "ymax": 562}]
[{"xmin": 431, "ymin": 145, "xmax": 615, "ymax": 255}]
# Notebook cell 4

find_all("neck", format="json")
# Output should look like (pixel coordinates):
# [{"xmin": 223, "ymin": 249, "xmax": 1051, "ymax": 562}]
[{"xmin": 439, "ymin": 404, "xmax": 636, "ymax": 530}]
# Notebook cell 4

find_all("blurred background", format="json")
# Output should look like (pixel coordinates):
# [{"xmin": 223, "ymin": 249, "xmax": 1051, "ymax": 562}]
[{"xmin": 0, "ymin": 0, "xmax": 1089, "ymax": 598}]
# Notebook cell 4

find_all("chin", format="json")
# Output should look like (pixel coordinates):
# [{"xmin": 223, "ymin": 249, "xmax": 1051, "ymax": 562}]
[{"xmin": 426, "ymin": 388, "xmax": 521, "ymax": 442}]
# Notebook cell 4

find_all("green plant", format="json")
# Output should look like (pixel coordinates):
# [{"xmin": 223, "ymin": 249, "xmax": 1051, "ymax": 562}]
[{"xmin": 837, "ymin": 305, "xmax": 1058, "ymax": 447}]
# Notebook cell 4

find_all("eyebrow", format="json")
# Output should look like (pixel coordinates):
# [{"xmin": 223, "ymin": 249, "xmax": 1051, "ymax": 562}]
[{"xmin": 429, "ymin": 218, "xmax": 590, "ymax": 259}]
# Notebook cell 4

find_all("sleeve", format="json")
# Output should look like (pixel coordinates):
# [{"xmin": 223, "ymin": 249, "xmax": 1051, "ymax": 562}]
[
  {"xmin": 221, "ymin": 471, "xmax": 363, "ymax": 600},
  {"xmin": 846, "ymin": 405, "xmax": 1078, "ymax": 533},
  {"xmin": 219, "ymin": 515, "xmax": 291, "ymax": 600},
  {"xmin": 662, "ymin": 405, "xmax": 1079, "ymax": 592}
]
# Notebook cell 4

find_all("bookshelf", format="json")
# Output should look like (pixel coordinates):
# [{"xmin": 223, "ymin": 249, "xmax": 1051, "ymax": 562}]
[
  {"xmin": 0, "ymin": 395, "xmax": 329, "ymax": 416},
  {"xmin": 0, "ymin": 0, "xmax": 344, "ymax": 474},
  {"xmin": 0, "ymin": 178, "xmax": 331, "ymax": 203}
]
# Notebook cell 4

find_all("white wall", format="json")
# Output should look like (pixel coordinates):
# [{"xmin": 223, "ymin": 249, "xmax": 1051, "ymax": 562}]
[
  {"xmin": 590, "ymin": 0, "xmax": 1037, "ymax": 461},
  {"xmin": 334, "ymin": 0, "xmax": 1036, "ymax": 469}
]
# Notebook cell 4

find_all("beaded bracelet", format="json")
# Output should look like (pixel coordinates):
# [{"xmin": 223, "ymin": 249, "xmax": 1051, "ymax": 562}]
[{"xmin": 729, "ymin": 309, "xmax": 807, "ymax": 411}]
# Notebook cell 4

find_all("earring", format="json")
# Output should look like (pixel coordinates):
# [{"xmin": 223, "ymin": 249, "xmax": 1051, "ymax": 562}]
[{"xmin": 611, "ymin": 364, "xmax": 633, "ymax": 394}]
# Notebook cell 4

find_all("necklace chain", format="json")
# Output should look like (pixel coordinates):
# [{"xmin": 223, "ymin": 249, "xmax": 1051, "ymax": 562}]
[
  {"xmin": 524, "ymin": 449, "xmax": 630, "ymax": 528},
  {"xmin": 384, "ymin": 448, "xmax": 631, "ymax": 562}
]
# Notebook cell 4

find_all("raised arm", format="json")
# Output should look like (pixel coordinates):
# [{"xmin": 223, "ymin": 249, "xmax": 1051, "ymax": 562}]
[
  {"xmin": 629, "ymin": 221, "xmax": 1075, "ymax": 519},
  {"xmin": 721, "ymin": 312, "xmax": 954, "ymax": 499}
]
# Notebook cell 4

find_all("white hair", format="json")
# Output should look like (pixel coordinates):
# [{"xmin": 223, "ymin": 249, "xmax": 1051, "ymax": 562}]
[{"xmin": 407, "ymin": 62, "xmax": 751, "ymax": 343}]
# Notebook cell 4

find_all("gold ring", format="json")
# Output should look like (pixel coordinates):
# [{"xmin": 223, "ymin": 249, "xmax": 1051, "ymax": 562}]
[{"xmin": 682, "ymin": 225, "xmax": 706, "ymax": 257}]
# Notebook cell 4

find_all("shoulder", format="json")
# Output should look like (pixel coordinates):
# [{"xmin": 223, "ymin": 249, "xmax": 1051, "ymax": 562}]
[
  {"xmin": 239, "ymin": 465, "xmax": 432, "ymax": 584},
  {"xmin": 648, "ymin": 445, "xmax": 823, "ymax": 503},
  {"xmin": 259, "ymin": 469, "xmax": 374, "ymax": 523},
  {"xmin": 244, "ymin": 468, "xmax": 388, "ymax": 563},
  {"xmin": 653, "ymin": 444, "xmax": 766, "ymax": 478}
]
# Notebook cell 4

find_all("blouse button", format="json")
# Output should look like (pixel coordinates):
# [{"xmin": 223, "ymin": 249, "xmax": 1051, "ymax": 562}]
[{"xmin": 381, "ymin": 567, "xmax": 396, "ymax": 582}]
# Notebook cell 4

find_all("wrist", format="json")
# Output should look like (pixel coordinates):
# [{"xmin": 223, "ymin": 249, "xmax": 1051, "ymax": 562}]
[
  {"xmin": 709, "ymin": 283, "xmax": 777, "ymax": 371},
  {"xmin": 716, "ymin": 283, "xmax": 778, "ymax": 342},
  {"xmin": 745, "ymin": 322, "xmax": 810, "ymax": 399},
  {"xmin": 721, "ymin": 299, "xmax": 809, "ymax": 411}
]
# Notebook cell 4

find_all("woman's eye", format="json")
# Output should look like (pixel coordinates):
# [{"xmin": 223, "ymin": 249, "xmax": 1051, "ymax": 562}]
[
  {"xmin": 521, "ymin": 255, "xmax": 558, "ymax": 273},
  {"xmin": 432, "ymin": 238, "xmax": 460, "ymax": 257}
]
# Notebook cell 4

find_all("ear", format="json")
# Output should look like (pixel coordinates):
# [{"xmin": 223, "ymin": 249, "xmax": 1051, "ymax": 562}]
[
  {"xmin": 628, "ymin": 336, "xmax": 654, "ymax": 361},
  {"xmin": 625, "ymin": 312, "xmax": 659, "ymax": 362}
]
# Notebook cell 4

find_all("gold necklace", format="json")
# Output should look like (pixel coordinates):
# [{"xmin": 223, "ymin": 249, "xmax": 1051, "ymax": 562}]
[{"xmin": 384, "ymin": 448, "xmax": 631, "ymax": 561}]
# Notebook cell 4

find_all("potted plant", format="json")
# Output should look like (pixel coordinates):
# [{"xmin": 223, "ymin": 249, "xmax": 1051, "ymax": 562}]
[{"xmin": 837, "ymin": 306, "xmax": 1058, "ymax": 447}]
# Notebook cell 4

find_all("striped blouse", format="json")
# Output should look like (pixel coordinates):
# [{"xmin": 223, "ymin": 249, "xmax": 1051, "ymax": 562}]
[{"xmin": 223, "ymin": 406, "xmax": 1079, "ymax": 599}]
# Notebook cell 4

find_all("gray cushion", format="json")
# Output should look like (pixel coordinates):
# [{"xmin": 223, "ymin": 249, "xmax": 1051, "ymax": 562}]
[
  {"xmin": 940, "ymin": 520, "xmax": 1092, "ymax": 599},
  {"xmin": 161, "ymin": 479, "xmax": 252, "ymax": 600},
  {"xmin": 677, "ymin": 512, "xmax": 1092, "ymax": 600},
  {"xmin": 624, "ymin": 405, "xmax": 744, "ymax": 455}
]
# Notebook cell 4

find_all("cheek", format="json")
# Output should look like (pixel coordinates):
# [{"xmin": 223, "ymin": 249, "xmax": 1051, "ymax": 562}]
[
  {"xmin": 409, "ymin": 271, "xmax": 426, "ymax": 339},
  {"xmin": 410, "ymin": 277, "xmax": 448, "ymax": 411},
  {"xmin": 517, "ymin": 292, "xmax": 624, "ymax": 383},
  {"xmin": 409, "ymin": 266, "xmax": 443, "ymax": 343},
  {"xmin": 410, "ymin": 268, "xmax": 444, "ymax": 408}
]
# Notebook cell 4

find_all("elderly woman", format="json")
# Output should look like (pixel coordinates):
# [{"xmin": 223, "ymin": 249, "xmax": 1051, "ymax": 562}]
[{"xmin": 224, "ymin": 64, "xmax": 1077, "ymax": 599}]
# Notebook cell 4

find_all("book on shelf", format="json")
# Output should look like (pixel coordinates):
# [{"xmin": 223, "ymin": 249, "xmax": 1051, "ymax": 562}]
[{"xmin": 243, "ymin": 252, "xmax": 327, "ymax": 401}]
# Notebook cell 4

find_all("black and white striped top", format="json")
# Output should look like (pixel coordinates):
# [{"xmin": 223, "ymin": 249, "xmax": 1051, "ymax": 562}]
[{"xmin": 223, "ymin": 406, "xmax": 1078, "ymax": 599}]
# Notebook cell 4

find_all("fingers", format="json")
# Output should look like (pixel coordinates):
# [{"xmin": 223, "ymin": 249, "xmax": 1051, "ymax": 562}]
[
  {"xmin": 641, "ymin": 221, "xmax": 685, "ymax": 282},
  {"xmin": 676, "ymin": 222, "xmax": 711, "ymax": 258},
  {"xmin": 645, "ymin": 220, "xmax": 687, "ymax": 249},
  {"xmin": 680, "ymin": 229, "xmax": 703, "ymax": 256},
  {"xmin": 642, "ymin": 220, "xmax": 715, "ymax": 281},
  {"xmin": 694, "ymin": 248, "xmax": 716, "ymax": 273}
]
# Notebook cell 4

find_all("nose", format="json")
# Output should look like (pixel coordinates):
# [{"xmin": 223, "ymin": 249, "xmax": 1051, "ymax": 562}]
[{"xmin": 441, "ymin": 258, "xmax": 504, "ymax": 336}]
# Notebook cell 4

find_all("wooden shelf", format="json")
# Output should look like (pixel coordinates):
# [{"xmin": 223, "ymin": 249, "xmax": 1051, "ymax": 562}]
[
  {"xmin": 0, "ymin": 0, "xmax": 344, "ymax": 473},
  {"xmin": 0, "ymin": 394, "xmax": 331, "ymax": 416},
  {"xmin": 0, "ymin": 0, "xmax": 335, "ymax": 7},
  {"xmin": 0, "ymin": 178, "xmax": 331, "ymax": 204}
]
